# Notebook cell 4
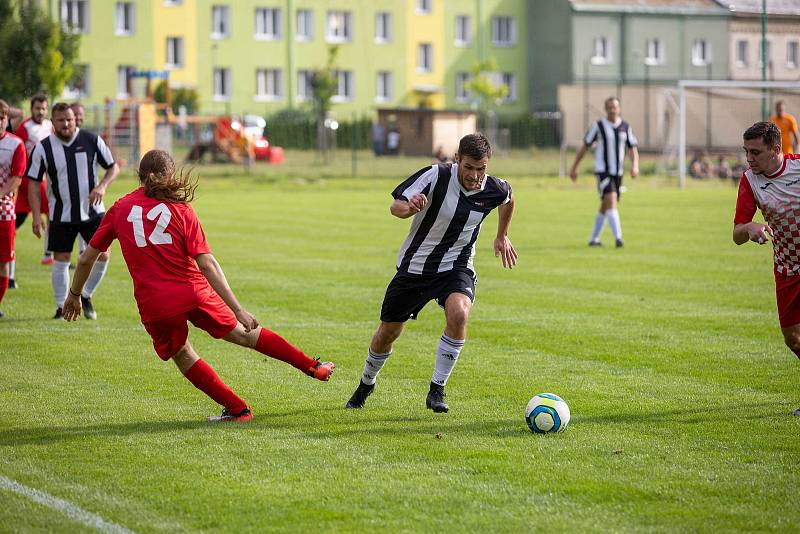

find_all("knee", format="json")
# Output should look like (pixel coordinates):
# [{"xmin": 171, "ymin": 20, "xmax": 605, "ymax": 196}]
[
  {"xmin": 783, "ymin": 333, "xmax": 800, "ymax": 358},
  {"xmin": 446, "ymin": 303, "xmax": 471, "ymax": 329},
  {"xmin": 374, "ymin": 323, "xmax": 402, "ymax": 346},
  {"xmin": 98, "ymin": 251, "xmax": 110, "ymax": 262}
]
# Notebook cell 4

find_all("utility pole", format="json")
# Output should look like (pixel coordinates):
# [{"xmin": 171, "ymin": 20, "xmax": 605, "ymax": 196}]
[{"xmin": 761, "ymin": 0, "xmax": 768, "ymax": 120}]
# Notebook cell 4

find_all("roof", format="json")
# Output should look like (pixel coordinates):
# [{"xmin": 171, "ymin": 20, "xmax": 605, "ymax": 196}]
[
  {"xmin": 570, "ymin": 0, "xmax": 730, "ymax": 15},
  {"xmin": 714, "ymin": 0, "xmax": 800, "ymax": 16}
]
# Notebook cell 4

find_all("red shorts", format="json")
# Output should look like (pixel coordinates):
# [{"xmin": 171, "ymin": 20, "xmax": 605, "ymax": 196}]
[
  {"xmin": 142, "ymin": 291, "xmax": 238, "ymax": 360},
  {"xmin": 0, "ymin": 220, "xmax": 15, "ymax": 262},
  {"xmin": 775, "ymin": 271, "xmax": 800, "ymax": 328}
]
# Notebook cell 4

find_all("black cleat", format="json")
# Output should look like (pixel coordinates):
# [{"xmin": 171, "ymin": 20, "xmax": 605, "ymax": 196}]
[
  {"xmin": 426, "ymin": 383, "xmax": 449, "ymax": 413},
  {"xmin": 81, "ymin": 296, "xmax": 97, "ymax": 320},
  {"xmin": 615, "ymin": 239, "xmax": 624, "ymax": 248},
  {"xmin": 345, "ymin": 380, "xmax": 375, "ymax": 409},
  {"xmin": 588, "ymin": 240, "xmax": 602, "ymax": 247},
  {"xmin": 7, "ymin": 279, "xmax": 16, "ymax": 289},
  {"xmin": 0, "ymin": 310, "xmax": 4, "ymax": 318},
  {"xmin": 792, "ymin": 407, "xmax": 800, "ymax": 416},
  {"xmin": 208, "ymin": 407, "xmax": 253, "ymax": 423},
  {"xmin": 53, "ymin": 308, "xmax": 63, "ymax": 319}
]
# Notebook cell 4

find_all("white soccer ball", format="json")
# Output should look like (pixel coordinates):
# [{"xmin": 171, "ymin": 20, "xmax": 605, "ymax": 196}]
[{"xmin": 525, "ymin": 393, "xmax": 570, "ymax": 433}]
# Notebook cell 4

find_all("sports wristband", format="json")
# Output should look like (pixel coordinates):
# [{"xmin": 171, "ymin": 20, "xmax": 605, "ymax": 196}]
[{"xmin": 69, "ymin": 288, "xmax": 81, "ymax": 297}]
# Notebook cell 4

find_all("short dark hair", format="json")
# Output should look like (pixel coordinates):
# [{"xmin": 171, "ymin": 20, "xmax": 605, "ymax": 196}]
[
  {"xmin": 51, "ymin": 102, "xmax": 72, "ymax": 116},
  {"xmin": 743, "ymin": 121, "xmax": 781, "ymax": 149},
  {"xmin": 70, "ymin": 102, "xmax": 84, "ymax": 112},
  {"xmin": 458, "ymin": 133, "xmax": 492, "ymax": 160},
  {"xmin": 30, "ymin": 93, "xmax": 48, "ymax": 107},
  {"xmin": 0, "ymin": 99, "xmax": 9, "ymax": 119},
  {"xmin": 605, "ymin": 96, "xmax": 620, "ymax": 108}
]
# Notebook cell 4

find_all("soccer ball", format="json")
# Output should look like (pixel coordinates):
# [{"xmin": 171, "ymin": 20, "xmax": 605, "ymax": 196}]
[{"xmin": 525, "ymin": 393, "xmax": 570, "ymax": 433}]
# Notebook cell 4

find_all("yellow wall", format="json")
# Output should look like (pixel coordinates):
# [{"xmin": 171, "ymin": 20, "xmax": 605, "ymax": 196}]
[
  {"xmin": 405, "ymin": 1, "xmax": 446, "ymax": 108},
  {"xmin": 152, "ymin": 0, "xmax": 198, "ymax": 87}
]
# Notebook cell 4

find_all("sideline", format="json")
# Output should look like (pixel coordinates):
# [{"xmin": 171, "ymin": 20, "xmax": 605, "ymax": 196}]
[{"xmin": 0, "ymin": 475, "xmax": 136, "ymax": 534}]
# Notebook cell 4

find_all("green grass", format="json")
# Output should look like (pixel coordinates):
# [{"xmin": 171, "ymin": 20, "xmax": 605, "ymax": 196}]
[{"xmin": 1, "ymin": 168, "xmax": 798, "ymax": 533}]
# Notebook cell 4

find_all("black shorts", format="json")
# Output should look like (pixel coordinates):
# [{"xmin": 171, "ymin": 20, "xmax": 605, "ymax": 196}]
[
  {"xmin": 15, "ymin": 212, "xmax": 27, "ymax": 229},
  {"xmin": 596, "ymin": 173, "xmax": 622, "ymax": 199},
  {"xmin": 380, "ymin": 268, "xmax": 477, "ymax": 323},
  {"xmin": 48, "ymin": 215, "xmax": 103, "ymax": 253}
]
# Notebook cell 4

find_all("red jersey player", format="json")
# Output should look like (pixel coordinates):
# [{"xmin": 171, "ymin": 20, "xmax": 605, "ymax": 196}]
[
  {"xmin": 0, "ymin": 100, "xmax": 27, "ymax": 317},
  {"xmin": 733, "ymin": 121, "xmax": 800, "ymax": 416},
  {"xmin": 62, "ymin": 150, "xmax": 335, "ymax": 422}
]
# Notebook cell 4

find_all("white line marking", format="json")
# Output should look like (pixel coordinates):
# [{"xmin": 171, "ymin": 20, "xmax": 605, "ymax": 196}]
[{"xmin": 0, "ymin": 475, "xmax": 135, "ymax": 534}]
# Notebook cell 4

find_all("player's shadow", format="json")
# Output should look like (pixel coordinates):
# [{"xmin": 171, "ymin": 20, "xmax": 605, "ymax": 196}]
[{"xmin": 0, "ymin": 420, "xmax": 221, "ymax": 446}]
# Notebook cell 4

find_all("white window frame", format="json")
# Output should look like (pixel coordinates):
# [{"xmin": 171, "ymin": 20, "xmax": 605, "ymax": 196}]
[
  {"xmin": 491, "ymin": 16, "xmax": 516, "ymax": 47},
  {"xmin": 296, "ymin": 9, "xmax": 313, "ymax": 41},
  {"xmin": 331, "ymin": 70, "xmax": 354, "ymax": 102},
  {"xmin": 456, "ymin": 72, "xmax": 471, "ymax": 103},
  {"xmin": 787, "ymin": 41, "xmax": 799, "ymax": 69},
  {"xmin": 213, "ymin": 67, "xmax": 231, "ymax": 101},
  {"xmin": 61, "ymin": 0, "xmax": 89, "ymax": 34},
  {"xmin": 502, "ymin": 72, "xmax": 516, "ymax": 103},
  {"xmin": 297, "ymin": 70, "xmax": 313, "ymax": 101},
  {"xmin": 375, "ymin": 12, "xmax": 392, "ymax": 44},
  {"xmin": 117, "ymin": 65, "xmax": 133, "ymax": 99},
  {"xmin": 255, "ymin": 68, "xmax": 283, "ymax": 101},
  {"xmin": 455, "ymin": 15, "xmax": 471, "ymax": 47},
  {"xmin": 211, "ymin": 5, "xmax": 230, "ymax": 39},
  {"xmin": 736, "ymin": 39, "xmax": 749, "ymax": 68},
  {"xmin": 166, "ymin": 37, "xmax": 184, "ymax": 69},
  {"xmin": 63, "ymin": 64, "xmax": 90, "ymax": 99},
  {"xmin": 376, "ymin": 71, "xmax": 392, "ymax": 103},
  {"xmin": 255, "ymin": 8, "xmax": 281, "ymax": 40},
  {"xmin": 417, "ymin": 43, "xmax": 433, "ymax": 73},
  {"xmin": 692, "ymin": 39, "xmax": 711, "ymax": 66},
  {"xmin": 115, "ymin": 2, "xmax": 135, "ymax": 36},
  {"xmin": 416, "ymin": 0, "xmax": 432, "ymax": 14},
  {"xmin": 645, "ymin": 38, "xmax": 663, "ymax": 66},
  {"xmin": 591, "ymin": 36, "xmax": 611, "ymax": 65},
  {"xmin": 326, "ymin": 11, "xmax": 352, "ymax": 43}
]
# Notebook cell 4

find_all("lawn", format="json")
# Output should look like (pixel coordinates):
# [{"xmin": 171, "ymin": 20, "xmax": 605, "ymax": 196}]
[{"xmin": 0, "ymin": 159, "xmax": 797, "ymax": 533}]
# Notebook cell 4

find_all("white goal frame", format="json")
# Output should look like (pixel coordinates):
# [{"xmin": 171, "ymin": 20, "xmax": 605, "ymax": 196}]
[{"xmin": 677, "ymin": 80, "xmax": 800, "ymax": 189}]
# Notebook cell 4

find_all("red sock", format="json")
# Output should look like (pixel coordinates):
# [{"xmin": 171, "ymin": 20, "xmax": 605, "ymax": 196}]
[
  {"xmin": 255, "ymin": 327, "xmax": 315, "ymax": 373},
  {"xmin": 183, "ymin": 359, "xmax": 247, "ymax": 413},
  {"xmin": 0, "ymin": 276, "xmax": 7, "ymax": 307}
]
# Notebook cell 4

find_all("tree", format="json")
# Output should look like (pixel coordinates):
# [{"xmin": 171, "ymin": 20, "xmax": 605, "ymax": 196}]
[
  {"xmin": 154, "ymin": 81, "xmax": 200, "ymax": 114},
  {"xmin": 465, "ymin": 58, "xmax": 509, "ymax": 140},
  {"xmin": 0, "ymin": 0, "xmax": 80, "ymax": 105},
  {"xmin": 309, "ymin": 46, "xmax": 340, "ymax": 159}
]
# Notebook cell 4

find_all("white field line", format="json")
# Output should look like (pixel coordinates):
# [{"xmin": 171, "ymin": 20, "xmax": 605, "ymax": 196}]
[{"xmin": 0, "ymin": 475, "xmax": 135, "ymax": 534}]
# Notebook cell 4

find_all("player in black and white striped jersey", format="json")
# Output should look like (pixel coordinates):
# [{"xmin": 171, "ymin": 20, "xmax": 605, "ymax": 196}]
[
  {"xmin": 570, "ymin": 96, "xmax": 639, "ymax": 247},
  {"xmin": 346, "ymin": 133, "xmax": 518, "ymax": 413}
]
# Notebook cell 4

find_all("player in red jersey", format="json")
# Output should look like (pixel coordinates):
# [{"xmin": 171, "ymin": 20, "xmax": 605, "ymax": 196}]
[
  {"xmin": 62, "ymin": 150, "xmax": 335, "ymax": 422},
  {"xmin": 733, "ymin": 121, "xmax": 800, "ymax": 416},
  {"xmin": 0, "ymin": 100, "xmax": 27, "ymax": 316}
]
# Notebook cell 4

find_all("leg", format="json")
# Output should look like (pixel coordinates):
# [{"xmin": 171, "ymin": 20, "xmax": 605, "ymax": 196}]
[
  {"xmin": 781, "ymin": 324, "xmax": 800, "ymax": 360},
  {"xmin": 589, "ymin": 177, "xmax": 609, "ymax": 245},
  {"xmin": 603, "ymin": 189, "xmax": 624, "ymax": 246},
  {"xmin": 426, "ymin": 293, "xmax": 471, "ymax": 413},
  {"xmin": 0, "ymin": 261, "xmax": 8, "ymax": 316},
  {"xmin": 345, "ymin": 321, "xmax": 405, "ymax": 409},
  {"xmin": 78, "ymin": 218, "xmax": 111, "ymax": 319},
  {"xmin": 52, "ymin": 251, "xmax": 71, "ymax": 317}
]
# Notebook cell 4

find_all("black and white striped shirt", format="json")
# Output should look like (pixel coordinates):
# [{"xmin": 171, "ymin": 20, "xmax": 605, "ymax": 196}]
[
  {"xmin": 392, "ymin": 163, "xmax": 512, "ymax": 275},
  {"xmin": 583, "ymin": 118, "xmax": 637, "ymax": 177},
  {"xmin": 27, "ymin": 129, "xmax": 115, "ymax": 224}
]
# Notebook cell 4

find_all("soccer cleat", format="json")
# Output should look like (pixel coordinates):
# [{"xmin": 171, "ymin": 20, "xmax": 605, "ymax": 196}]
[
  {"xmin": 792, "ymin": 407, "xmax": 800, "ymax": 417},
  {"xmin": 307, "ymin": 359, "xmax": 335, "ymax": 381},
  {"xmin": 53, "ymin": 308, "xmax": 63, "ymax": 319},
  {"xmin": 426, "ymin": 383, "xmax": 449, "ymax": 413},
  {"xmin": 81, "ymin": 296, "xmax": 97, "ymax": 320},
  {"xmin": 7, "ymin": 279, "xmax": 16, "ymax": 289},
  {"xmin": 345, "ymin": 380, "xmax": 375, "ymax": 409},
  {"xmin": 588, "ymin": 240, "xmax": 602, "ymax": 247},
  {"xmin": 208, "ymin": 407, "xmax": 253, "ymax": 423},
  {"xmin": 615, "ymin": 239, "xmax": 624, "ymax": 248},
  {"xmin": 0, "ymin": 310, "xmax": 4, "ymax": 318},
  {"xmin": 41, "ymin": 255, "xmax": 53, "ymax": 266}
]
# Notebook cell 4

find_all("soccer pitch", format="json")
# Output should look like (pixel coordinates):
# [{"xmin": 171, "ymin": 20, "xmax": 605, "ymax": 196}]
[{"xmin": 1, "ymin": 167, "xmax": 798, "ymax": 533}]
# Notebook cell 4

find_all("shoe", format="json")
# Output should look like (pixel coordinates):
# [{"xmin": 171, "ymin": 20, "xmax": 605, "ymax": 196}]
[
  {"xmin": 41, "ymin": 255, "xmax": 53, "ymax": 266},
  {"xmin": 426, "ymin": 383, "xmax": 449, "ymax": 413},
  {"xmin": 345, "ymin": 380, "xmax": 375, "ymax": 409},
  {"xmin": 208, "ymin": 406, "xmax": 253, "ymax": 423},
  {"xmin": 8, "ymin": 279, "xmax": 16, "ymax": 289},
  {"xmin": 81, "ymin": 296, "xmax": 97, "ymax": 320},
  {"xmin": 307, "ymin": 358, "xmax": 335, "ymax": 381},
  {"xmin": 588, "ymin": 240, "xmax": 602, "ymax": 247},
  {"xmin": 53, "ymin": 308, "xmax": 63, "ymax": 319},
  {"xmin": 0, "ymin": 310, "xmax": 4, "ymax": 318},
  {"xmin": 792, "ymin": 407, "xmax": 800, "ymax": 416},
  {"xmin": 616, "ymin": 239, "xmax": 624, "ymax": 248}
]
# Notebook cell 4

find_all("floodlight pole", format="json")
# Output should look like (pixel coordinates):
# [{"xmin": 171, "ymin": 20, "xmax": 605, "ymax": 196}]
[
  {"xmin": 761, "ymin": 0, "xmax": 768, "ymax": 119},
  {"xmin": 678, "ymin": 84, "xmax": 686, "ymax": 189}
]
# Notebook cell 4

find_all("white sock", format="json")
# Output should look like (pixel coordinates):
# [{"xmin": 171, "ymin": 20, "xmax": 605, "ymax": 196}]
[
  {"xmin": 590, "ymin": 212, "xmax": 605, "ymax": 243},
  {"xmin": 362, "ymin": 348, "xmax": 391, "ymax": 385},
  {"xmin": 82, "ymin": 259, "xmax": 108, "ymax": 298},
  {"xmin": 431, "ymin": 333, "xmax": 465, "ymax": 386},
  {"xmin": 8, "ymin": 260, "xmax": 14, "ymax": 280},
  {"xmin": 52, "ymin": 260, "xmax": 70, "ymax": 308},
  {"xmin": 606, "ymin": 209, "xmax": 622, "ymax": 239}
]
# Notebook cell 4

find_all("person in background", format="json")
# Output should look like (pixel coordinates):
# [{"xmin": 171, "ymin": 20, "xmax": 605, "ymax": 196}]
[{"xmin": 769, "ymin": 101, "xmax": 799, "ymax": 156}]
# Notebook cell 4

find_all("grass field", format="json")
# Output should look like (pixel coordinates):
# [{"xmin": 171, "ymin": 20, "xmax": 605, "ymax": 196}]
[{"xmin": 1, "ymin": 158, "xmax": 798, "ymax": 533}]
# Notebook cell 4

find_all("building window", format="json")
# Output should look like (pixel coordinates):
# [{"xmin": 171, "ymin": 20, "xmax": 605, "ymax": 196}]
[
  {"xmin": 376, "ymin": 71, "xmax": 392, "ymax": 102},
  {"xmin": 455, "ymin": 15, "xmax": 471, "ymax": 47},
  {"xmin": 759, "ymin": 40, "xmax": 771, "ymax": 67},
  {"xmin": 213, "ymin": 67, "xmax": 231, "ymax": 100},
  {"xmin": 502, "ymin": 72, "xmax": 516, "ymax": 103},
  {"xmin": 456, "ymin": 72, "xmax": 470, "ymax": 102},
  {"xmin": 787, "ymin": 41, "xmax": 798, "ymax": 69},
  {"xmin": 61, "ymin": 0, "xmax": 89, "ymax": 33},
  {"xmin": 591, "ymin": 37, "xmax": 611, "ymax": 65},
  {"xmin": 166, "ymin": 37, "xmax": 183, "ymax": 68},
  {"xmin": 117, "ymin": 65, "xmax": 132, "ymax": 99},
  {"xmin": 297, "ymin": 70, "xmax": 313, "ymax": 101},
  {"xmin": 416, "ymin": 0, "xmax": 432, "ymax": 14},
  {"xmin": 296, "ymin": 9, "xmax": 313, "ymax": 41},
  {"xmin": 692, "ymin": 39, "xmax": 711, "ymax": 66},
  {"xmin": 115, "ymin": 2, "xmax": 134, "ymax": 36},
  {"xmin": 332, "ymin": 70, "xmax": 353, "ymax": 102},
  {"xmin": 63, "ymin": 64, "xmax": 90, "ymax": 99},
  {"xmin": 375, "ymin": 12, "xmax": 392, "ymax": 43},
  {"xmin": 645, "ymin": 38, "xmax": 663, "ymax": 65},
  {"xmin": 256, "ymin": 69, "xmax": 282, "ymax": 100},
  {"xmin": 736, "ymin": 40, "xmax": 749, "ymax": 67},
  {"xmin": 491, "ymin": 16, "xmax": 516, "ymax": 47},
  {"xmin": 211, "ymin": 5, "xmax": 229, "ymax": 39},
  {"xmin": 326, "ymin": 11, "xmax": 352, "ymax": 43},
  {"xmin": 164, "ymin": 0, "xmax": 182, "ymax": 5},
  {"xmin": 417, "ymin": 43, "xmax": 432, "ymax": 73},
  {"xmin": 255, "ymin": 8, "xmax": 281, "ymax": 40}
]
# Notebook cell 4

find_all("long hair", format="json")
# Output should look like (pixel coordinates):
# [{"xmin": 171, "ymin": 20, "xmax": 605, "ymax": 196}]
[{"xmin": 138, "ymin": 149, "xmax": 197, "ymax": 203}]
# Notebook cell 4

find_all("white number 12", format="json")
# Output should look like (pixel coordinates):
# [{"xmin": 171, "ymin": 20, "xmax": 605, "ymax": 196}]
[{"xmin": 126, "ymin": 204, "xmax": 174, "ymax": 247}]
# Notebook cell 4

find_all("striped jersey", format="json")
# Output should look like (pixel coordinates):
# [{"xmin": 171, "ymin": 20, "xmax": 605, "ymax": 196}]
[
  {"xmin": 735, "ymin": 154, "xmax": 800, "ymax": 276},
  {"xmin": 0, "ymin": 133, "xmax": 27, "ymax": 222},
  {"xmin": 15, "ymin": 118, "xmax": 53, "ymax": 155},
  {"xmin": 392, "ymin": 163, "xmax": 512, "ymax": 275},
  {"xmin": 26, "ymin": 129, "xmax": 115, "ymax": 224},
  {"xmin": 583, "ymin": 118, "xmax": 637, "ymax": 176}
]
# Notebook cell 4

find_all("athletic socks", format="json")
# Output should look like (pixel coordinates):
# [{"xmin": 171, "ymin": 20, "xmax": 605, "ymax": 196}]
[
  {"xmin": 52, "ymin": 260, "xmax": 70, "ymax": 308},
  {"xmin": 361, "ymin": 348, "xmax": 391, "ymax": 385},
  {"xmin": 590, "ymin": 212, "xmax": 605, "ymax": 243},
  {"xmin": 8, "ymin": 260, "xmax": 14, "ymax": 281},
  {"xmin": 82, "ymin": 259, "xmax": 108, "ymax": 298},
  {"xmin": 0, "ymin": 276, "xmax": 7, "ymax": 307},
  {"xmin": 606, "ymin": 209, "xmax": 622, "ymax": 240},
  {"xmin": 431, "ymin": 334, "xmax": 465, "ymax": 387},
  {"xmin": 254, "ymin": 327, "xmax": 316, "ymax": 373},
  {"xmin": 183, "ymin": 358, "xmax": 247, "ymax": 414}
]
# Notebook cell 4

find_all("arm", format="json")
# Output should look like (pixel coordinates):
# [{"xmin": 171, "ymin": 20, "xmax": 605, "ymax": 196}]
[
  {"xmin": 390, "ymin": 193, "xmax": 427, "ymax": 219},
  {"xmin": 28, "ymin": 177, "xmax": 42, "ymax": 238},
  {"xmin": 629, "ymin": 146, "xmax": 640, "ymax": 178},
  {"xmin": 62, "ymin": 246, "xmax": 103, "ymax": 321},
  {"xmin": 195, "ymin": 252, "xmax": 258, "ymax": 331},
  {"xmin": 569, "ymin": 144, "xmax": 590, "ymax": 181},
  {"xmin": 733, "ymin": 222, "xmax": 772, "ymax": 246},
  {"xmin": 89, "ymin": 162, "xmax": 120, "ymax": 205},
  {"xmin": 0, "ymin": 177, "xmax": 21, "ymax": 198},
  {"xmin": 493, "ymin": 197, "xmax": 518, "ymax": 269}
]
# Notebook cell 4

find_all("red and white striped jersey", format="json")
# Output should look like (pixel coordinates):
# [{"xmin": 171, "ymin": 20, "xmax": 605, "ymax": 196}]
[
  {"xmin": 0, "ymin": 132, "xmax": 27, "ymax": 222},
  {"xmin": 735, "ymin": 154, "xmax": 800, "ymax": 276},
  {"xmin": 15, "ymin": 117, "xmax": 53, "ymax": 156}
]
